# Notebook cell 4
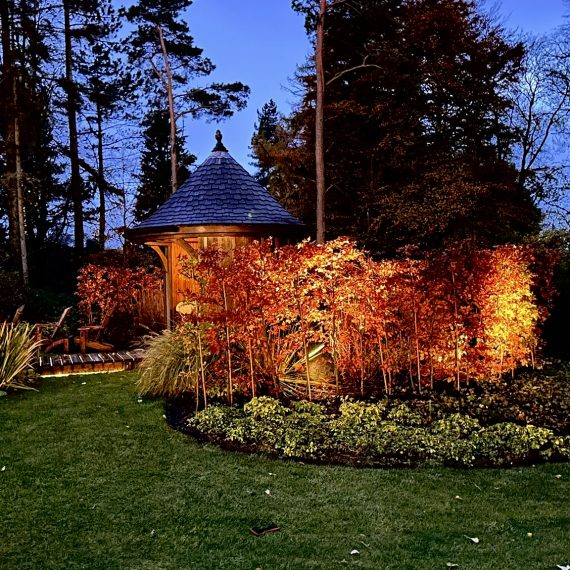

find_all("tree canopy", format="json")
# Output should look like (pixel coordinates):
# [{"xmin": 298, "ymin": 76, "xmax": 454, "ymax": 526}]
[{"xmin": 253, "ymin": 0, "xmax": 543, "ymax": 255}]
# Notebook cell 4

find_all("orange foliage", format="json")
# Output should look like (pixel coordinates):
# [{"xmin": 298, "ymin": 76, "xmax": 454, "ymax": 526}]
[
  {"xmin": 77, "ymin": 264, "xmax": 163, "ymax": 325},
  {"xmin": 179, "ymin": 239, "xmax": 556, "ymax": 399}
]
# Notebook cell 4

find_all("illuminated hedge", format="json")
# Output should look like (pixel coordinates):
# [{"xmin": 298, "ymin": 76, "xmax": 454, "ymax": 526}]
[{"xmin": 179, "ymin": 239, "xmax": 557, "ymax": 400}]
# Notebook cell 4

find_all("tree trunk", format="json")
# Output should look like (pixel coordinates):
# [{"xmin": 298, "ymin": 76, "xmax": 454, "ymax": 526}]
[
  {"xmin": 1, "ymin": 1, "xmax": 28, "ymax": 285},
  {"xmin": 0, "ymin": 0, "xmax": 20, "ymax": 266},
  {"xmin": 13, "ymin": 76, "xmax": 29, "ymax": 287},
  {"xmin": 315, "ymin": 0, "xmax": 326, "ymax": 243},
  {"xmin": 63, "ymin": 0, "xmax": 84, "ymax": 253},
  {"xmin": 96, "ymin": 102, "xmax": 106, "ymax": 249},
  {"xmin": 157, "ymin": 24, "xmax": 178, "ymax": 194}
]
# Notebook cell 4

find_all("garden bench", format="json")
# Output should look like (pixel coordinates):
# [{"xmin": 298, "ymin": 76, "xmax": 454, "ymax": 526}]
[
  {"xmin": 75, "ymin": 314, "xmax": 114, "ymax": 353},
  {"xmin": 35, "ymin": 306, "xmax": 72, "ymax": 353}
]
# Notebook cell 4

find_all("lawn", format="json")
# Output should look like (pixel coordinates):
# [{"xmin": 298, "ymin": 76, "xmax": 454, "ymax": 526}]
[{"xmin": 1, "ymin": 373, "xmax": 569, "ymax": 569}]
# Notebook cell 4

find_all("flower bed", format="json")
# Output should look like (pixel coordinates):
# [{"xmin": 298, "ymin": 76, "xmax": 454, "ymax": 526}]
[
  {"xmin": 185, "ymin": 395, "xmax": 570, "ymax": 468},
  {"xmin": 173, "ymin": 368, "xmax": 570, "ymax": 468}
]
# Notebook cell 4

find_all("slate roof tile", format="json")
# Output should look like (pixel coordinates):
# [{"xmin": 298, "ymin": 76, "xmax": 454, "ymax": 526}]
[{"xmin": 132, "ymin": 149, "xmax": 303, "ymax": 231}]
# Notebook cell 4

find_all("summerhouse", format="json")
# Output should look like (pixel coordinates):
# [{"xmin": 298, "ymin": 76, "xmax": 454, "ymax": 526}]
[{"xmin": 126, "ymin": 131, "xmax": 304, "ymax": 327}]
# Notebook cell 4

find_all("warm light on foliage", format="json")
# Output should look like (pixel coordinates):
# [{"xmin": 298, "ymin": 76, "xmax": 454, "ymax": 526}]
[
  {"xmin": 77, "ymin": 264, "xmax": 163, "ymax": 325},
  {"xmin": 178, "ymin": 239, "xmax": 556, "ymax": 400}
]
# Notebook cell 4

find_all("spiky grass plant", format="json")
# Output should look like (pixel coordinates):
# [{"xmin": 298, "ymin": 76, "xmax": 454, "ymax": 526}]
[
  {"xmin": 279, "ymin": 343, "xmax": 341, "ymax": 400},
  {"xmin": 0, "ymin": 322, "xmax": 42, "ymax": 390},
  {"xmin": 137, "ymin": 325, "xmax": 207, "ymax": 398}
]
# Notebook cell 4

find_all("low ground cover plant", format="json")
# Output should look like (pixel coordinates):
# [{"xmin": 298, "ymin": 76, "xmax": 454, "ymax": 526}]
[
  {"xmin": 186, "ymin": 394, "xmax": 570, "ymax": 468},
  {"xmin": 178, "ymin": 366, "xmax": 570, "ymax": 468}
]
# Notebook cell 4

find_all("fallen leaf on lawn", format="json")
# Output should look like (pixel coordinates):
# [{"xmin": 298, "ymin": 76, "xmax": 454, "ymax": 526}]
[
  {"xmin": 264, "ymin": 489, "xmax": 272, "ymax": 496},
  {"xmin": 446, "ymin": 563, "xmax": 459, "ymax": 568},
  {"xmin": 464, "ymin": 536, "xmax": 480, "ymax": 544},
  {"xmin": 81, "ymin": 382, "xmax": 86, "ymax": 385},
  {"xmin": 268, "ymin": 472, "xmax": 276, "ymax": 476},
  {"xmin": 556, "ymin": 565, "xmax": 570, "ymax": 570},
  {"xmin": 137, "ymin": 398, "xmax": 143, "ymax": 403},
  {"xmin": 150, "ymin": 529, "xmax": 155, "ymax": 537},
  {"xmin": 554, "ymin": 474, "xmax": 562, "ymax": 479},
  {"xmin": 455, "ymin": 495, "xmax": 463, "ymax": 500},
  {"xmin": 526, "ymin": 532, "xmax": 533, "ymax": 538},
  {"xmin": 1, "ymin": 466, "xmax": 5, "ymax": 471},
  {"xmin": 350, "ymin": 549, "xmax": 359, "ymax": 555}
]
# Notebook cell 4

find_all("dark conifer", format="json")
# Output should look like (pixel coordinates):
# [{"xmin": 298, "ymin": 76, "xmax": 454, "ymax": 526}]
[{"xmin": 134, "ymin": 106, "xmax": 195, "ymax": 222}]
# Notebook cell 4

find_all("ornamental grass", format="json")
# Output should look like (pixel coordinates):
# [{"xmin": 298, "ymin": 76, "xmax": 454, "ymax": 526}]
[{"xmin": 0, "ymin": 322, "xmax": 42, "ymax": 390}]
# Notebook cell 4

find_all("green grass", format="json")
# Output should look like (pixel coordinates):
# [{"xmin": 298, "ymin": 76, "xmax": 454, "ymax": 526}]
[{"xmin": 1, "ymin": 373, "xmax": 569, "ymax": 569}]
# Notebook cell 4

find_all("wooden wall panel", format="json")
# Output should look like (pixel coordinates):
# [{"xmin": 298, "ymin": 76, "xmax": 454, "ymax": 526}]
[
  {"xmin": 151, "ymin": 231, "xmax": 290, "ymax": 327},
  {"xmin": 169, "ymin": 241, "xmax": 199, "ymax": 308}
]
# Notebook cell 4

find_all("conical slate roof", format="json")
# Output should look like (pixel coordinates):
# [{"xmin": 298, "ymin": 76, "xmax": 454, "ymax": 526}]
[{"xmin": 131, "ymin": 133, "xmax": 302, "ymax": 233}]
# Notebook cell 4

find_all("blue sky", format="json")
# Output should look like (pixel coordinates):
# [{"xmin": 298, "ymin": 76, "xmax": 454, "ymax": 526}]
[{"xmin": 181, "ymin": 0, "xmax": 568, "ymax": 171}]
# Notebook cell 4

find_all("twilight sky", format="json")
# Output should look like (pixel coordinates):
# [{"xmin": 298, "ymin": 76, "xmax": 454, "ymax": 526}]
[{"xmin": 181, "ymin": 0, "xmax": 568, "ymax": 172}]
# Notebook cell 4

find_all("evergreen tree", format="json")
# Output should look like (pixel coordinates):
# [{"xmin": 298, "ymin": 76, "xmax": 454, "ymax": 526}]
[
  {"xmin": 134, "ymin": 106, "xmax": 195, "ymax": 222},
  {"xmin": 57, "ymin": 0, "xmax": 129, "ymax": 252},
  {"xmin": 78, "ymin": 0, "xmax": 134, "ymax": 248},
  {"xmin": 126, "ymin": 0, "xmax": 249, "ymax": 193},
  {"xmin": 0, "ymin": 0, "xmax": 60, "ymax": 282},
  {"xmin": 251, "ymin": 99, "xmax": 280, "ymax": 188},
  {"xmin": 274, "ymin": 0, "xmax": 541, "ymax": 254},
  {"xmin": 22, "ymin": 86, "xmax": 66, "ymax": 249}
]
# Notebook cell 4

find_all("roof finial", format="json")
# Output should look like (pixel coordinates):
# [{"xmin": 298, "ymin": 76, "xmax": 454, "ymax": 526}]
[{"xmin": 212, "ymin": 129, "xmax": 228, "ymax": 152}]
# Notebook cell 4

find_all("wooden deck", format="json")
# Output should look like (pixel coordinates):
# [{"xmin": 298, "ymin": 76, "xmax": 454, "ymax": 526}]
[{"xmin": 37, "ymin": 350, "xmax": 145, "ymax": 377}]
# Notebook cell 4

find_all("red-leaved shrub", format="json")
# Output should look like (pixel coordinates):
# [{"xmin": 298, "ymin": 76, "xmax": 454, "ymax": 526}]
[{"xmin": 178, "ymin": 239, "xmax": 556, "ymax": 400}]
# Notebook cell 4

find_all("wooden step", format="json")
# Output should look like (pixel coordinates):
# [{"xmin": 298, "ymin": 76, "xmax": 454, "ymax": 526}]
[{"xmin": 37, "ymin": 349, "xmax": 145, "ymax": 377}]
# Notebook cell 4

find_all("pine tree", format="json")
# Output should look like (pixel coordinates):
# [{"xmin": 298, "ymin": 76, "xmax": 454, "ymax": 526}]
[
  {"xmin": 0, "ymin": 0, "xmax": 59, "ymax": 283},
  {"xmin": 126, "ymin": 0, "xmax": 249, "ymax": 194},
  {"xmin": 58, "ymin": 0, "xmax": 129, "ymax": 253},
  {"xmin": 22, "ymin": 86, "xmax": 66, "ymax": 249},
  {"xmin": 134, "ymin": 106, "xmax": 195, "ymax": 222},
  {"xmin": 251, "ymin": 99, "xmax": 280, "ymax": 188},
  {"xmin": 78, "ymin": 0, "xmax": 133, "ymax": 248}
]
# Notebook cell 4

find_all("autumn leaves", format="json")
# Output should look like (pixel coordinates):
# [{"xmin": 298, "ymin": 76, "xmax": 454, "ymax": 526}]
[{"xmin": 176, "ymin": 240, "xmax": 554, "ymax": 400}]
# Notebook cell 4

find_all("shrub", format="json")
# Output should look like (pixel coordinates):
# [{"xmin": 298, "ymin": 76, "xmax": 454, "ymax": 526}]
[
  {"xmin": 372, "ymin": 423, "xmax": 435, "ymax": 465},
  {"xmin": 431, "ymin": 413, "xmax": 481, "ymax": 438},
  {"xmin": 0, "ymin": 322, "xmax": 42, "ymax": 390},
  {"xmin": 190, "ymin": 405, "xmax": 244, "ymax": 440},
  {"xmin": 514, "ymin": 371, "xmax": 570, "ymax": 434},
  {"xmin": 425, "ymin": 372, "xmax": 570, "ymax": 434},
  {"xmin": 186, "ymin": 397, "xmax": 570, "ymax": 467},
  {"xmin": 386, "ymin": 403, "xmax": 425, "ymax": 426},
  {"xmin": 472, "ymin": 423, "xmax": 557, "ymax": 466},
  {"xmin": 77, "ymin": 262, "xmax": 163, "ymax": 345},
  {"xmin": 282, "ymin": 401, "xmax": 330, "ymax": 458},
  {"xmin": 178, "ymin": 239, "xmax": 556, "ymax": 402},
  {"xmin": 331, "ymin": 400, "xmax": 387, "ymax": 453},
  {"xmin": 243, "ymin": 396, "xmax": 288, "ymax": 443}
]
